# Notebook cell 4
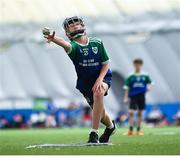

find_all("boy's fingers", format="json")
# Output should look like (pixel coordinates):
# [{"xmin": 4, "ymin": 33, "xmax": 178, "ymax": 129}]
[
  {"xmin": 52, "ymin": 31, "xmax": 55, "ymax": 37},
  {"xmin": 92, "ymin": 87, "xmax": 95, "ymax": 92},
  {"xmin": 98, "ymin": 86, "xmax": 102, "ymax": 92},
  {"xmin": 102, "ymin": 84, "xmax": 106, "ymax": 90},
  {"xmin": 98, "ymin": 85, "xmax": 104, "ymax": 92},
  {"xmin": 95, "ymin": 85, "xmax": 98, "ymax": 92},
  {"xmin": 95, "ymin": 85, "xmax": 101, "ymax": 92},
  {"xmin": 100, "ymin": 85, "xmax": 104, "ymax": 91},
  {"xmin": 93, "ymin": 82, "xmax": 105, "ymax": 93},
  {"xmin": 92, "ymin": 85, "xmax": 96, "ymax": 92},
  {"xmin": 47, "ymin": 36, "xmax": 52, "ymax": 40},
  {"xmin": 48, "ymin": 31, "xmax": 55, "ymax": 39}
]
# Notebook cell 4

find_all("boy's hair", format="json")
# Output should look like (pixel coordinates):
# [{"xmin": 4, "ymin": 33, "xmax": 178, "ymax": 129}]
[{"xmin": 133, "ymin": 58, "xmax": 143, "ymax": 65}]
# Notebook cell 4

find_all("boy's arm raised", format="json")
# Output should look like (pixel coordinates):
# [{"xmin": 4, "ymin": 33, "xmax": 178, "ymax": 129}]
[{"xmin": 43, "ymin": 29, "xmax": 71, "ymax": 53}]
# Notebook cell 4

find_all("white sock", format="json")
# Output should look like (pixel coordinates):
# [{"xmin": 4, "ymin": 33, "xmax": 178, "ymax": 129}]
[
  {"xmin": 91, "ymin": 129, "xmax": 98, "ymax": 134},
  {"xmin": 107, "ymin": 121, "xmax": 114, "ymax": 129}
]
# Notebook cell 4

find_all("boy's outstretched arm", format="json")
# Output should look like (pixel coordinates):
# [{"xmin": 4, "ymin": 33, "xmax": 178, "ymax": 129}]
[{"xmin": 43, "ymin": 30, "xmax": 71, "ymax": 52}]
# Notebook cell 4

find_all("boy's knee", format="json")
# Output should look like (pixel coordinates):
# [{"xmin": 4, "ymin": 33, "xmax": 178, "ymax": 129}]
[
  {"xmin": 129, "ymin": 110, "xmax": 134, "ymax": 117},
  {"xmin": 93, "ymin": 91, "xmax": 104, "ymax": 98}
]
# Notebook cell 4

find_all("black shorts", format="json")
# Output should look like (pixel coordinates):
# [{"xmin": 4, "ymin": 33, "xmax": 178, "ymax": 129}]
[
  {"xmin": 81, "ymin": 79, "xmax": 111, "ymax": 108},
  {"xmin": 129, "ymin": 93, "xmax": 146, "ymax": 110}
]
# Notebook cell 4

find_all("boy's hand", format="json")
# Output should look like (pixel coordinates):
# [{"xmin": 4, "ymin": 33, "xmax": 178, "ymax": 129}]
[
  {"xmin": 44, "ymin": 31, "xmax": 55, "ymax": 43},
  {"xmin": 146, "ymin": 85, "xmax": 152, "ymax": 92},
  {"xmin": 42, "ymin": 27, "xmax": 55, "ymax": 43},
  {"xmin": 92, "ymin": 78, "xmax": 106, "ymax": 93},
  {"xmin": 123, "ymin": 97, "xmax": 129, "ymax": 104}
]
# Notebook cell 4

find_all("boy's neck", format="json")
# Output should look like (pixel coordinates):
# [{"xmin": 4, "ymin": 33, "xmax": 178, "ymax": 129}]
[
  {"xmin": 74, "ymin": 35, "xmax": 88, "ymax": 45},
  {"xmin": 135, "ymin": 70, "xmax": 141, "ymax": 74}
]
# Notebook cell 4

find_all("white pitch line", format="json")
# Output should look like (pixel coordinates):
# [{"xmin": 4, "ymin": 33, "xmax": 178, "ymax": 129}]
[{"xmin": 26, "ymin": 143, "xmax": 113, "ymax": 149}]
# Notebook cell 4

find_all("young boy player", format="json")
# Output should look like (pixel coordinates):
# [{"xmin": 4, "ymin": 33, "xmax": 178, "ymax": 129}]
[
  {"xmin": 123, "ymin": 58, "xmax": 153, "ymax": 135},
  {"xmin": 43, "ymin": 16, "xmax": 116, "ymax": 143}
]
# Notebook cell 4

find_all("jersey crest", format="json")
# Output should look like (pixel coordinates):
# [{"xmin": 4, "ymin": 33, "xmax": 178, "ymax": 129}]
[{"xmin": 92, "ymin": 47, "xmax": 98, "ymax": 54}]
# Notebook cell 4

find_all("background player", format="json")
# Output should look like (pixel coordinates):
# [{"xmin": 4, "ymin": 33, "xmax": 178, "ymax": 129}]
[
  {"xmin": 123, "ymin": 58, "xmax": 153, "ymax": 135},
  {"xmin": 43, "ymin": 16, "xmax": 116, "ymax": 143}
]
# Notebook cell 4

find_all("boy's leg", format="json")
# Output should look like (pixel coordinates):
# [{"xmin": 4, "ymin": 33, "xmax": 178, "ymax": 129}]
[
  {"xmin": 136, "ymin": 94, "xmax": 145, "ymax": 135},
  {"xmin": 123, "ymin": 109, "xmax": 134, "ymax": 135},
  {"xmin": 99, "ymin": 108, "xmax": 116, "ymax": 143},
  {"xmin": 91, "ymin": 82, "xmax": 108, "ymax": 130},
  {"xmin": 88, "ymin": 82, "xmax": 108, "ymax": 143},
  {"xmin": 136, "ymin": 110, "xmax": 144, "ymax": 135},
  {"xmin": 137, "ymin": 110, "xmax": 143, "ymax": 132},
  {"xmin": 101, "ymin": 109, "xmax": 113, "ymax": 128},
  {"xmin": 95, "ymin": 82, "xmax": 116, "ymax": 143},
  {"xmin": 85, "ymin": 82, "xmax": 116, "ymax": 143},
  {"xmin": 128, "ymin": 109, "xmax": 135, "ymax": 132},
  {"xmin": 124, "ymin": 96, "xmax": 136, "ymax": 135},
  {"xmin": 85, "ymin": 94, "xmax": 113, "ymax": 128}
]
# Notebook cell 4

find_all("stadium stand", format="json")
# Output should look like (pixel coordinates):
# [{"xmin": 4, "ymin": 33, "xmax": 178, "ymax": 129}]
[{"xmin": 0, "ymin": 0, "xmax": 180, "ymax": 120}]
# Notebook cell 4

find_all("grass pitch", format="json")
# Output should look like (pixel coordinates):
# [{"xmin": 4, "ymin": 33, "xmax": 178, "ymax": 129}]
[{"xmin": 0, "ymin": 127, "xmax": 180, "ymax": 155}]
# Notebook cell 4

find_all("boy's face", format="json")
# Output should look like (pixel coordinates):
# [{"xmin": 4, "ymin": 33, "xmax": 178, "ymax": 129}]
[
  {"xmin": 67, "ymin": 22, "xmax": 84, "ymax": 34},
  {"xmin": 134, "ymin": 63, "xmax": 142, "ymax": 72}
]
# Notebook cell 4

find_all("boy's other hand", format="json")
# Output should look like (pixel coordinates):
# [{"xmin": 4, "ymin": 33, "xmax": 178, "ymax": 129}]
[
  {"xmin": 146, "ymin": 85, "xmax": 152, "ymax": 92},
  {"xmin": 123, "ymin": 97, "xmax": 129, "ymax": 104},
  {"xmin": 92, "ymin": 78, "xmax": 106, "ymax": 93}
]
